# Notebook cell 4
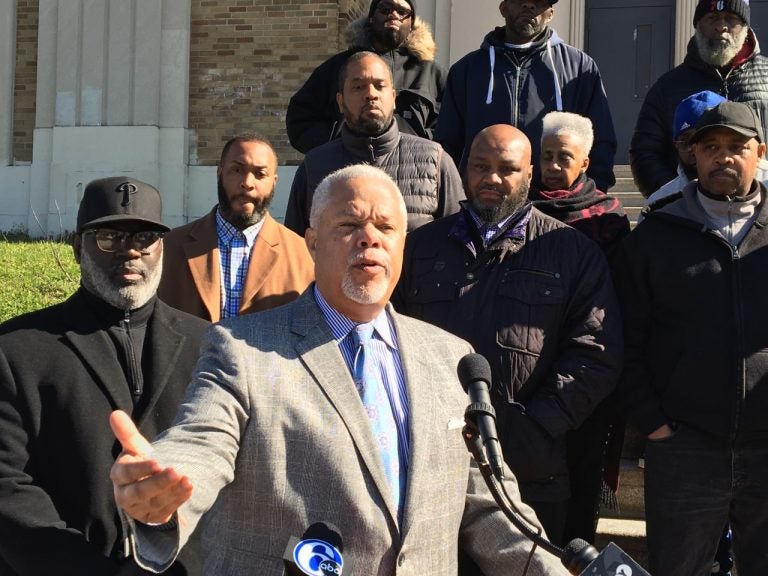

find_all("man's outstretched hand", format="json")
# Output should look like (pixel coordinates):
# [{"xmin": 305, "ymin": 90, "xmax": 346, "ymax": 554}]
[{"xmin": 109, "ymin": 410, "xmax": 192, "ymax": 525}]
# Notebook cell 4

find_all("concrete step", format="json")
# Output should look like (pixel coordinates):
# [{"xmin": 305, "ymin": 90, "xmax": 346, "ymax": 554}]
[
  {"xmin": 602, "ymin": 458, "xmax": 645, "ymax": 520},
  {"xmin": 595, "ymin": 517, "xmax": 649, "ymax": 571},
  {"xmin": 610, "ymin": 165, "xmax": 646, "ymax": 227}
]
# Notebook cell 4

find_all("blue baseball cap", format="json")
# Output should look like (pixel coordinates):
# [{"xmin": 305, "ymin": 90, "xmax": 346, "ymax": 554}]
[{"xmin": 673, "ymin": 91, "xmax": 727, "ymax": 140}]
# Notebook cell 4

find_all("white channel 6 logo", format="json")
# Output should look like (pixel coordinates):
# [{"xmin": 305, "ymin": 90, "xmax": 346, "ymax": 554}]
[{"xmin": 293, "ymin": 538, "xmax": 344, "ymax": 576}]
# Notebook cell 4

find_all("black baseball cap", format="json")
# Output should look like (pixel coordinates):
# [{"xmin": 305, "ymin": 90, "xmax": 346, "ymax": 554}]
[
  {"xmin": 76, "ymin": 176, "xmax": 170, "ymax": 234},
  {"xmin": 689, "ymin": 101, "xmax": 763, "ymax": 144}
]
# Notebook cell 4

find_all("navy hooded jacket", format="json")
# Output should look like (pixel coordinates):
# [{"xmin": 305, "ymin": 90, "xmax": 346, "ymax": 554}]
[{"xmin": 435, "ymin": 26, "xmax": 617, "ymax": 191}]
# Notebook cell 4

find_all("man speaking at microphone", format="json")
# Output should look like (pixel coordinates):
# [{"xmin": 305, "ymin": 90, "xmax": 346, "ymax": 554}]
[{"xmin": 109, "ymin": 165, "xmax": 567, "ymax": 575}]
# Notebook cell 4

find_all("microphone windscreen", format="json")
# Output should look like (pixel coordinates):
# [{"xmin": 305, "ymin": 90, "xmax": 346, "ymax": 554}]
[
  {"xmin": 301, "ymin": 522, "xmax": 344, "ymax": 552},
  {"xmin": 561, "ymin": 538, "xmax": 599, "ymax": 574},
  {"xmin": 457, "ymin": 353, "xmax": 493, "ymax": 392}
]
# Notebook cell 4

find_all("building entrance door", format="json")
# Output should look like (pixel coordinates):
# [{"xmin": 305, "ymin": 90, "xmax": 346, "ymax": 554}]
[{"xmin": 586, "ymin": 0, "xmax": 675, "ymax": 164}]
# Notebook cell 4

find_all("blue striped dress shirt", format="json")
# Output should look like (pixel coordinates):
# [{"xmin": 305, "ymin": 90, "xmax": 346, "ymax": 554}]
[{"xmin": 314, "ymin": 286, "xmax": 410, "ymax": 482}]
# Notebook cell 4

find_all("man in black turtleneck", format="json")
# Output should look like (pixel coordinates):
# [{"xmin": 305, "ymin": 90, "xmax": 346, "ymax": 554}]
[
  {"xmin": 284, "ymin": 50, "xmax": 464, "ymax": 236},
  {"xmin": 0, "ymin": 177, "xmax": 207, "ymax": 576},
  {"xmin": 616, "ymin": 101, "xmax": 768, "ymax": 575}
]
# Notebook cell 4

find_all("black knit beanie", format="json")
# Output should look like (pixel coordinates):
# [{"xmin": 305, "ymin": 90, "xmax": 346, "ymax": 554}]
[
  {"xmin": 368, "ymin": 0, "xmax": 416, "ymax": 20},
  {"xmin": 693, "ymin": 0, "xmax": 750, "ymax": 27}
]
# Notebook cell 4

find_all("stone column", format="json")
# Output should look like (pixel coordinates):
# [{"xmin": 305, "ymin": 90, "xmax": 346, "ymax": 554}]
[
  {"xmin": 0, "ymin": 1, "xmax": 17, "ymax": 165},
  {"xmin": 28, "ymin": 0, "xmax": 191, "ymax": 235}
]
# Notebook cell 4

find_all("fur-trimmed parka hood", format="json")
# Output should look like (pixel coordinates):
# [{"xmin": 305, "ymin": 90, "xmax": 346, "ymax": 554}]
[{"xmin": 344, "ymin": 15, "xmax": 437, "ymax": 62}]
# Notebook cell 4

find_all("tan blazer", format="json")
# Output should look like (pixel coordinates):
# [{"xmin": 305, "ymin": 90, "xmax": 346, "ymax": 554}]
[
  {"xmin": 129, "ymin": 292, "xmax": 568, "ymax": 575},
  {"xmin": 158, "ymin": 210, "xmax": 314, "ymax": 321}
]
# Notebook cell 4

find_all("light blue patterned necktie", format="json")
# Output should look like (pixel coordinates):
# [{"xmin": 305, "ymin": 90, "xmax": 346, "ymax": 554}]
[{"xmin": 351, "ymin": 323, "xmax": 402, "ymax": 516}]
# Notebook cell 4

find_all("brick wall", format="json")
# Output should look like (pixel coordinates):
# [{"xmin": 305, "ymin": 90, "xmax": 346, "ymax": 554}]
[
  {"xmin": 189, "ymin": 0, "xmax": 371, "ymax": 166},
  {"xmin": 13, "ymin": 0, "xmax": 39, "ymax": 164}
]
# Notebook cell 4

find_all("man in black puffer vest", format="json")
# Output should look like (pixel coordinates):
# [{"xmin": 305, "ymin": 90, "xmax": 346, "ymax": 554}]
[
  {"xmin": 630, "ymin": 0, "xmax": 768, "ymax": 196},
  {"xmin": 285, "ymin": 51, "xmax": 464, "ymax": 236}
]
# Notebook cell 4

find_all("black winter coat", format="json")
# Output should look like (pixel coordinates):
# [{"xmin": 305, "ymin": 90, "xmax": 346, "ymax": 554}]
[
  {"xmin": 615, "ymin": 182, "xmax": 768, "ymax": 443},
  {"xmin": 286, "ymin": 16, "xmax": 445, "ymax": 153},
  {"xmin": 630, "ymin": 30, "xmax": 768, "ymax": 196},
  {"xmin": 0, "ymin": 290, "xmax": 207, "ymax": 576},
  {"xmin": 394, "ymin": 206, "xmax": 623, "ymax": 501}
]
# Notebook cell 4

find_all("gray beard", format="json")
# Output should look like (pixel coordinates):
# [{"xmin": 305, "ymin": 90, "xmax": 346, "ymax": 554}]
[
  {"xmin": 80, "ymin": 248, "xmax": 163, "ymax": 310},
  {"xmin": 696, "ymin": 26, "xmax": 748, "ymax": 67},
  {"xmin": 341, "ymin": 274, "xmax": 390, "ymax": 305},
  {"xmin": 341, "ymin": 253, "xmax": 391, "ymax": 305}
]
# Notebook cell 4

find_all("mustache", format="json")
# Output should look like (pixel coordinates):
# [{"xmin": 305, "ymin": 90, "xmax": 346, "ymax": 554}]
[
  {"xmin": 709, "ymin": 167, "xmax": 739, "ymax": 180},
  {"xmin": 113, "ymin": 262, "xmax": 148, "ymax": 276},
  {"xmin": 348, "ymin": 251, "xmax": 388, "ymax": 268}
]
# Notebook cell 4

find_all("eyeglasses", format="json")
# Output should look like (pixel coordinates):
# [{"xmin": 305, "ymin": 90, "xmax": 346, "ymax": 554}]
[
  {"xmin": 84, "ymin": 229, "xmax": 164, "ymax": 253},
  {"xmin": 375, "ymin": 3, "xmax": 413, "ymax": 19}
]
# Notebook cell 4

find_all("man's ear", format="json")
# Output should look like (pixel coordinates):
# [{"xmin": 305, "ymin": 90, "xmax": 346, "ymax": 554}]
[
  {"xmin": 72, "ymin": 234, "xmax": 82, "ymax": 264},
  {"xmin": 216, "ymin": 165, "xmax": 223, "ymax": 179},
  {"xmin": 335, "ymin": 92, "xmax": 344, "ymax": 115},
  {"xmin": 498, "ymin": 0, "xmax": 507, "ymax": 19},
  {"xmin": 304, "ymin": 228, "xmax": 318, "ymax": 260},
  {"xmin": 758, "ymin": 142, "xmax": 767, "ymax": 159}
]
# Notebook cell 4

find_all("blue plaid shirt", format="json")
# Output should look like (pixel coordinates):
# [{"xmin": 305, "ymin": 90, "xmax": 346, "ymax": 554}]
[
  {"xmin": 313, "ymin": 286, "xmax": 410, "ymax": 478},
  {"xmin": 215, "ymin": 209, "xmax": 264, "ymax": 319}
]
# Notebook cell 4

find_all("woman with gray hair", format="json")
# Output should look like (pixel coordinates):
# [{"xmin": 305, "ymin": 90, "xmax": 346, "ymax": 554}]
[
  {"xmin": 533, "ymin": 111, "xmax": 629, "ymax": 255},
  {"xmin": 532, "ymin": 110, "xmax": 630, "ymax": 547}
]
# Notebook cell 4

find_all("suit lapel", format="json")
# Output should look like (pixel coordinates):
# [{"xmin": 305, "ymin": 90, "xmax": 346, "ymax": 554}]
[
  {"xmin": 291, "ymin": 292, "xmax": 400, "ymax": 526},
  {"xmin": 63, "ymin": 297, "xmax": 134, "ymax": 411},
  {"xmin": 137, "ymin": 302, "xmax": 187, "ymax": 427},
  {"xmin": 239, "ymin": 214, "xmax": 279, "ymax": 313},
  {"xmin": 182, "ymin": 212, "xmax": 222, "ymax": 321},
  {"xmin": 389, "ymin": 307, "xmax": 440, "ymax": 538}
]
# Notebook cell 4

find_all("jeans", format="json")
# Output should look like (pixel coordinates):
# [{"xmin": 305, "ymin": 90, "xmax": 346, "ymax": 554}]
[{"xmin": 644, "ymin": 424, "xmax": 768, "ymax": 576}]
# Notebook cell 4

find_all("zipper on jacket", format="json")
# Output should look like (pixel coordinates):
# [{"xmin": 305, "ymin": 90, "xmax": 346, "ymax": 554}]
[
  {"xmin": 123, "ymin": 309, "xmax": 143, "ymax": 403},
  {"xmin": 368, "ymin": 142, "xmax": 375, "ymax": 163},
  {"xmin": 730, "ymin": 244, "xmax": 746, "ymax": 442},
  {"xmin": 709, "ymin": 232, "xmax": 746, "ymax": 444}
]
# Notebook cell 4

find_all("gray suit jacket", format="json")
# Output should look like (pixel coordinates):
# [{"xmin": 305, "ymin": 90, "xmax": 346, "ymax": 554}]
[{"xmin": 130, "ymin": 289, "xmax": 567, "ymax": 575}]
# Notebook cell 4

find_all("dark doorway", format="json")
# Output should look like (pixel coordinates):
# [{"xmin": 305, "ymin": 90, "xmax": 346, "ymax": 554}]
[
  {"xmin": 751, "ymin": 0, "xmax": 768, "ymax": 39},
  {"xmin": 586, "ymin": 0, "xmax": 675, "ymax": 164}
]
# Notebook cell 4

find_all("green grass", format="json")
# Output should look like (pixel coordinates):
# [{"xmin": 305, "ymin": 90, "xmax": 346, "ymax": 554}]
[{"xmin": 0, "ymin": 237, "xmax": 80, "ymax": 322}]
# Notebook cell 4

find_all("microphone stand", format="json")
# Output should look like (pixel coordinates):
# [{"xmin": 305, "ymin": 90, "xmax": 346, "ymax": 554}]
[{"xmin": 462, "ymin": 419, "xmax": 563, "ymax": 559}]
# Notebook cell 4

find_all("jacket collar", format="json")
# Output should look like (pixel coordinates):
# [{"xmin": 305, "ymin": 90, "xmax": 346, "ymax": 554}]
[
  {"xmin": 62, "ymin": 290, "xmax": 187, "ymax": 425},
  {"xmin": 482, "ymin": 25, "xmax": 557, "ymax": 52},
  {"xmin": 684, "ymin": 28, "xmax": 760, "ymax": 73},
  {"xmin": 654, "ymin": 179, "xmax": 768, "ymax": 230},
  {"xmin": 341, "ymin": 119, "xmax": 400, "ymax": 161},
  {"xmin": 344, "ymin": 15, "xmax": 437, "ymax": 62}
]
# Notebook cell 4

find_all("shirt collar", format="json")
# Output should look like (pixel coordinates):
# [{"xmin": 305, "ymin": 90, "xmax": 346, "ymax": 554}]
[
  {"xmin": 215, "ymin": 208, "xmax": 264, "ymax": 247},
  {"xmin": 313, "ymin": 285, "xmax": 398, "ymax": 350}
]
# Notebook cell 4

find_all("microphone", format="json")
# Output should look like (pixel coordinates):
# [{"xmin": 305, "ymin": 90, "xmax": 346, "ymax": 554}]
[
  {"xmin": 283, "ymin": 522, "xmax": 345, "ymax": 576},
  {"xmin": 457, "ymin": 353, "xmax": 505, "ymax": 481},
  {"xmin": 562, "ymin": 538, "xmax": 651, "ymax": 576}
]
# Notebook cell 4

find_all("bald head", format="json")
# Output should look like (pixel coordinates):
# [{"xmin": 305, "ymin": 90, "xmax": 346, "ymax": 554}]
[
  {"xmin": 465, "ymin": 124, "xmax": 533, "ymax": 224},
  {"xmin": 470, "ymin": 124, "xmax": 533, "ymax": 164}
]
